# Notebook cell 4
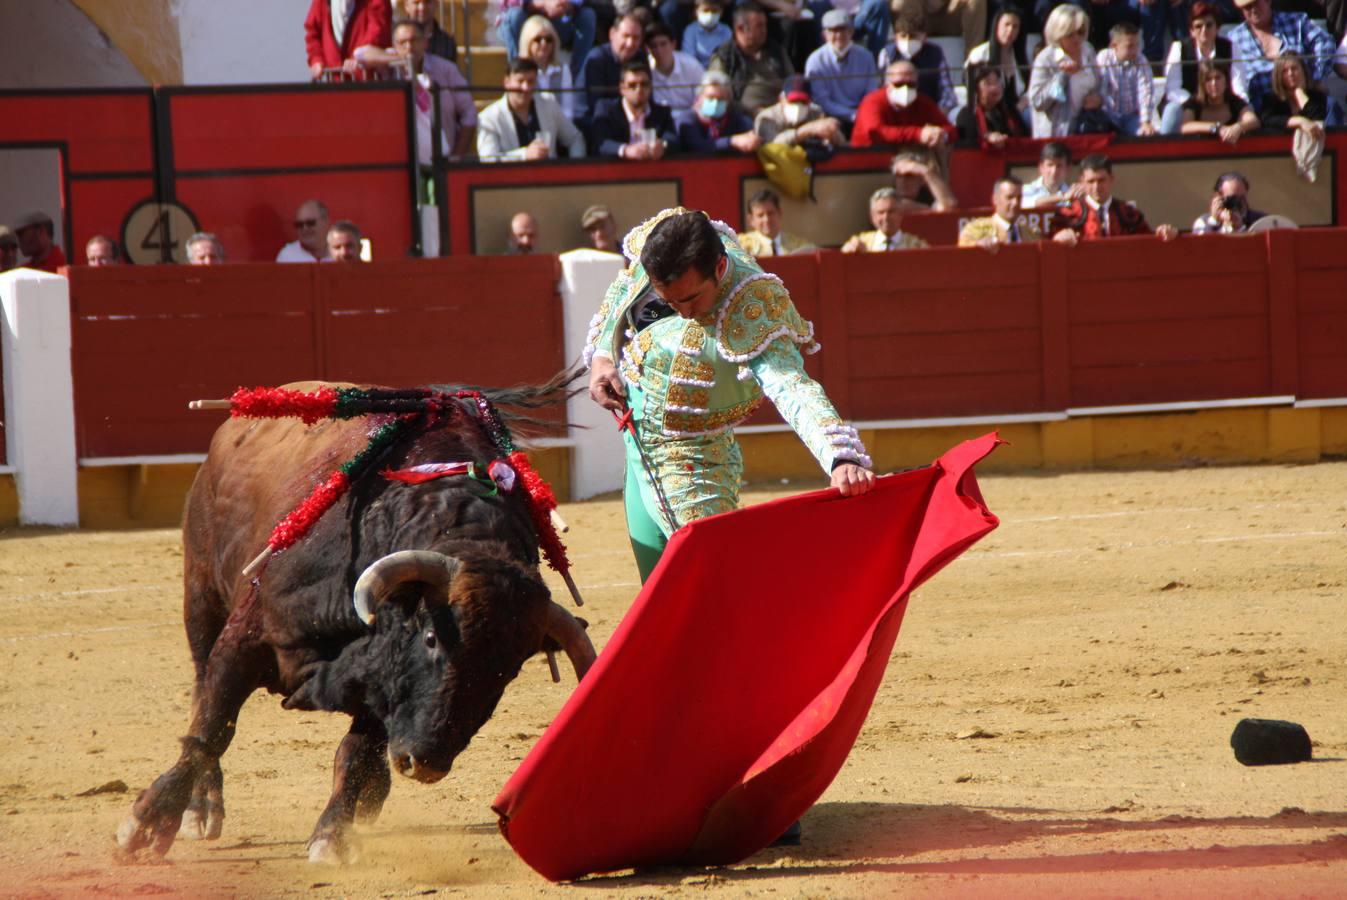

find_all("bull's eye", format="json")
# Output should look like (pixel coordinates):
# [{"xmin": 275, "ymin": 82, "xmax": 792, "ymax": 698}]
[{"xmin": 424, "ymin": 629, "xmax": 438, "ymax": 651}]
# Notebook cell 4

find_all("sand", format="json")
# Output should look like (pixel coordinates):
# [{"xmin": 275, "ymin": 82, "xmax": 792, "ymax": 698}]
[{"xmin": 2, "ymin": 459, "xmax": 1346, "ymax": 898}]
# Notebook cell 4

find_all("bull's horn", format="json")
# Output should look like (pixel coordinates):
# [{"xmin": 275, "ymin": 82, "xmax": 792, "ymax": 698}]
[
  {"xmin": 352, "ymin": 550, "xmax": 461, "ymax": 625},
  {"xmin": 545, "ymin": 601, "xmax": 597, "ymax": 681}
]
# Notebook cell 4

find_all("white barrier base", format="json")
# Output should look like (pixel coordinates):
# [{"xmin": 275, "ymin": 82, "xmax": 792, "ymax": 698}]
[{"xmin": 1, "ymin": 268, "xmax": 78, "ymax": 525}]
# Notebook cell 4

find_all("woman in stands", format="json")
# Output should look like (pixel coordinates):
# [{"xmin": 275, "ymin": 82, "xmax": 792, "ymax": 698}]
[
  {"xmin": 1179, "ymin": 62, "xmax": 1260, "ymax": 144},
  {"xmin": 956, "ymin": 65, "xmax": 1029, "ymax": 147},
  {"xmin": 1158, "ymin": 2, "xmax": 1231, "ymax": 135},
  {"xmin": 1028, "ymin": 4, "xmax": 1099, "ymax": 138},
  {"xmin": 1258, "ymin": 52, "xmax": 1331, "ymax": 136},
  {"xmin": 965, "ymin": 8, "xmax": 1030, "ymax": 123},
  {"xmin": 520, "ymin": 15, "xmax": 576, "ymax": 120}
]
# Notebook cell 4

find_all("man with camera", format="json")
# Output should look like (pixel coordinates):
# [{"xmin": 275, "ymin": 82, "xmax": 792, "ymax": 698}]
[{"xmin": 1191, "ymin": 172, "xmax": 1266, "ymax": 235}]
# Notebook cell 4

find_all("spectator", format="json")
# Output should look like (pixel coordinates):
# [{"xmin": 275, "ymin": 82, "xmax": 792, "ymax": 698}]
[
  {"xmin": 852, "ymin": 0, "xmax": 894, "ymax": 57},
  {"xmin": 754, "ymin": 0, "xmax": 823, "ymax": 71},
  {"xmin": 186, "ymin": 232, "xmax": 225, "ymax": 265},
  {"xmin": 804, "ymin": 10, "xmax": 880, "ymax": 129},
  {"xmin": 521, "ymin": 15, "xmax": 577, "ymax": 120},
  {"xmin": 1258, "ymin": 51, "xmax": 1332, "ymax": 134},
  {"xmin": 11, "ymin": 211, "xmax": 66, "ymax": 272},
  {"xmin": 580, "ymin": 14, "xmax": 647, "ymax": 121},
  {"xmin": 1158, "ymin": 2, "xmax": 1232, "ymax": 134},
  {"xmin": 278, "ymin": 199, "xmax": 333, "ymax": 263},
  {"xmin": 754, "ymin": 75, "xmax": 848, "ymax": 148},
  {"xmin": 966, "ymin": 8, "xmax": 1030, "ymax": 120},
  {"xmin": 364, "ymin": 19, "xmax": 476, "ymax": 161},
  {"xmin": 0, "ymin": 227, "xmax": 18, "ymax": 273},
  {"xmin": 1229, "ymin": 0, "xmax": 1336, "ymax": 115},
  {"xmin": 85, "ymin": 235, "xmax": 120, "ymax": 266},
  {"xmin": 1096, "ymin": 21, "xmax": 1156, "ymax": 136},
  {"xmin": 1050, "ymin": 154, "xmax": 1178, "ymax": 243},
  {"xmin": 305, "ymin": 0, "xmax": 392, "ymax": 79},
  {"xmin": 903, "ymin": 0, "xmax": 990, "ymax": 54},
  {"xmin": 1179, "ymin": 61, "xmax": 1261, "ymax": 143},
  {"xmin": 580, "ymin": 205, "xmax": 620, "ymax": 252},
  {"xmin": 736, "ymin": 188, "xmax": 816, "ymax": 256},
  {"xmin": 592, "ymin": 61, "xmax": 678, "ymax": 158},
  {"xmin": 499, "ymin": 0, "xmax": 597, "ymax": 80},
  {"xmin": 508, "ymin": 212, "xmax": 539, "ymax": 254},
  {"xmin": 958, "ymin": 175, "xmax": 1040, "ymax": 247},
  {"xmin": 478, "ymin": 59, "xmax": 588, "ymax": 162},
  {"xmin": 675, "ymin": 70, "xmax": 763, "ymax": 152},
  {"xmin": 327, "ymin": 221, "xmax": 364, "ymax": 261},
  {"xmin": 877, "ymin": 6, "xmax": 957, "ymax": 115},
  {"xmin": 401, "ymin": 0, "xmax": 457, "ymax": 62},
  {"xmin": 1192, "ymin": 171, "xmax": 1266, "ymax": 234},
  {"xmin": 1022, "ymin": 141, "xmax": 1078, "ymax": 210},
  {"xmin": 841, "ymin": 186, "xmax": 930, "ymax": 252},
  {"xmin": 1028, "ymin": 4, "xmax": 1100, "ymax": 138},
  {"xmin": 682, "ymin": 0, "xmax": 733, "ymax": 67},
  {"xmin": 708, "ymin": 3, "xmax": 795, "ymax": 117},
  {"xmin": 955, "ymin": 65, "xmax": 1029, "ymax": 147},
  {"xmin": 851, "ymin": 60, "xmax": 956, "ymax": 147},
  {"xmin": 647, "ymin": 21, "xmax": 705, "ymax": 111},
  {"xmin": 890, "ymin": 148, "xmax": 958, "ymax": 211}
]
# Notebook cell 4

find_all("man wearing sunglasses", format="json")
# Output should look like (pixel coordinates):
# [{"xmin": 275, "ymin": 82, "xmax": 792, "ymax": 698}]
[{"xmin": 277, "ymin": 199, "xmax": 333, "ymax": 263}]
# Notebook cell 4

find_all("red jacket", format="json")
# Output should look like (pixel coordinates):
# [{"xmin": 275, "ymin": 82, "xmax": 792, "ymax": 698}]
[
  {"xmin": 304, "ymin": 0, "xmax": 392, "ymax": 68},
  {"xmin": 850, "ymin": 89, "xmax": 956, "ymax": 147},
  {"xmin": 1050, "ymin": 197, "xmax": 1153, "ymax": 240}
]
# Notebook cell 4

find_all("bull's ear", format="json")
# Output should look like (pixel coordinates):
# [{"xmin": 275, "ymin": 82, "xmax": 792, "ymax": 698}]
[{"xmin": 282, "ymin": 661, "xmax": 363, "ymax": 713}]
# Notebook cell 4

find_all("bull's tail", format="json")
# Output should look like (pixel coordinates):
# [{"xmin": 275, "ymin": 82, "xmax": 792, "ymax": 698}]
[{"xmin": 432, "ymin": 362, "xmax": 587, "ymax": 436}]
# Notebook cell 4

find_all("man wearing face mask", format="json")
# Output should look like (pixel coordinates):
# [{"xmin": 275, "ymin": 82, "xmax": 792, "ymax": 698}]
[
  {"xmin": 851, "ymin": 60, "xmax": 956, "ymax": 148},
  {"xmin": 877, "ymin": 7, "xmax": 958, "ymax": 115},
  {"xmin": 804, "ymin": 11, "xmax": 879, "ymax": 130},
  {"xmin": 676, "ymin": 71, "xmax": 763, "ymax": 153},
  {"xmin": 753, "ymin": 75, "xmax": 847, "ymax": 148}
]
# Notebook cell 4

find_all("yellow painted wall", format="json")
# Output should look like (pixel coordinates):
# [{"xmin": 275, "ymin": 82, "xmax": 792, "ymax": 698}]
[{"xmin": 72, "ymin": 0, "xmax": 182, "ymax": 85}]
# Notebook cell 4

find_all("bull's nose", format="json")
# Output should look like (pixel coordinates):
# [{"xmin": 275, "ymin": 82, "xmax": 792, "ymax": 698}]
[{"xmin": 390, "ymin": 750, "xmax": 449, "ymax": 784}]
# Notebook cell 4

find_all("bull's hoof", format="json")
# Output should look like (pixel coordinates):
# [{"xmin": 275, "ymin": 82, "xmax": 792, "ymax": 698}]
[
  {"xmin": 177, "ymin": 807, "xmax": 224, "ymax": 841},
  {"xmin": 307, "ymin": 833, "xmax": 361, "ymax": 865},
  {"xmin": 116, "ymin": 812, "xmax": 180, "ymax": 859}
]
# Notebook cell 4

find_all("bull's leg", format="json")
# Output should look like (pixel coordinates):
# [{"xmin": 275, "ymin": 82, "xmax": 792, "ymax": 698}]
[
  {"xmin": 307, "ymin": 715, "xmax": 390, "ymax": 865},
  {"xmin": 178, "ymin": 759, "xmax": 224, "ymax": 841},
  {"xmin": 117, "ymin": 599, "xmax": 267, "ymax": 859}
]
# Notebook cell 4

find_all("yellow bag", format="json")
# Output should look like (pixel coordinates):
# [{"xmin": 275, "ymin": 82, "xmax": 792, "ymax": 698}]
[{"xmin": 756, "ymin": 143, "xmax": 813, "ymax": 201}]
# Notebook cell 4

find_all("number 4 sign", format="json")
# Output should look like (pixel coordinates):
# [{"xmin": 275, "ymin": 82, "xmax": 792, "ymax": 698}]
[{"xmin": 120, "ymin": 200, "xmax": 201, "ymax": 265}]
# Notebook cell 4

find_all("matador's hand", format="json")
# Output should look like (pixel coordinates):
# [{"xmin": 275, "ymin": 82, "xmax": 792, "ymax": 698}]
[
  {"xmin": 588, "ymin": 356, "xmax": 627, "ymax": 412},
  {"xmin": 831, "ymin": 463, "xmax": 876, "ymax": 497}
]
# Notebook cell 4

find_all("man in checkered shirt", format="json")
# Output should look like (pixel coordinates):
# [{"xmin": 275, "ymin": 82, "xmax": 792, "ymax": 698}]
[{"xmin": 1228, "ymin": 0, "xmax": 1336, "ymax": 115}]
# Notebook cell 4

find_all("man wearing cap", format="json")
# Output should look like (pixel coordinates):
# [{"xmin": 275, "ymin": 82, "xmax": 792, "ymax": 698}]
[
  {"xmin": 804, "ymin": 10, "xmax": 878, "ymax": 130},
  {"xmin": 13, "ymin": 211, "xmax": 67, "ymax": 273},
  {"xmin": 753, "ymin": 75, "xmax": 847, "ymax": 148},
  {"xmin": 580, "ymin": 205, "xmax": 619, "ymax": 253},
  {"xmin": 736, "ymin": 188, "xmax": 815, "ymax": 257},
  {"xmin": 0, "ymin": 227, "xmax": 18, "ymax": 273}
]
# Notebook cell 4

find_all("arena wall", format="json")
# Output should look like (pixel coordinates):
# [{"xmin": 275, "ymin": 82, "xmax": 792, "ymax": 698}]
[{"xmin": 3, "ymin": 231, "xmax": 1346, "ymax": 527}]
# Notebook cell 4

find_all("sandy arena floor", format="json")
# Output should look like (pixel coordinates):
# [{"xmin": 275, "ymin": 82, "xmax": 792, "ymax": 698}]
[{"xmin": 2, "ymin": 458, "xmax": 1346, "ymax": 898}]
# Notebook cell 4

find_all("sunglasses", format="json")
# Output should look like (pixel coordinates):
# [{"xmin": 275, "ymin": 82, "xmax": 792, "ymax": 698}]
[{"xmin": 295, "ymin": 218, "xmax": 320, "ymax": 228}]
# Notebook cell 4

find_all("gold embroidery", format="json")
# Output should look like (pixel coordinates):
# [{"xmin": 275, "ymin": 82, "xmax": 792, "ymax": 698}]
[
  {"xmin": 671, "ymin": 353, "xmax": 715, "ymax": 384},
  {"xmin": 743, "ymin": 301, "xmax": 763, "ymax": 321},
  {"xmin": 667, "ymin": 384, "xmax": 710, "ymax": 410},
  {"xmin": 680, "ymin": 322, "xmax": 706, "ymax": 353},
  {"xmin": 663, "ymin": 397, "xmax": 762, "ymax": 435}
]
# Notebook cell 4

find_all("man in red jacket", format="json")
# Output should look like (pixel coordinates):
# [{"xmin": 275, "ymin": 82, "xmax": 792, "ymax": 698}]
[
  {"xmin": 850, "ymin": 60, "xmax": 956, "ymax": 148},
  {"xmin": 305, "ymin": 0, "xmax": 393, "ymax": 79}
]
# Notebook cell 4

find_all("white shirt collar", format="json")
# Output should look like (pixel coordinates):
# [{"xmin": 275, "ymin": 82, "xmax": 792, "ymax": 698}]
[{"xmin": 1084, "ymin": 195, "xmax": 1112, "ymax": 214}]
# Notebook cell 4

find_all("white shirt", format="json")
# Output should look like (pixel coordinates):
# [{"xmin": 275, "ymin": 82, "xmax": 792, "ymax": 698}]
[
  {"xmin": 329, "ymin": 0, "xmax": 350, "ymax": 46},
  {"xmin": 650, "ymin": 51, "xmax": 705, "ymax": 112},
  {"xmin": 276, "ymin": 240, "xmax": 330, "ymax": 263}
]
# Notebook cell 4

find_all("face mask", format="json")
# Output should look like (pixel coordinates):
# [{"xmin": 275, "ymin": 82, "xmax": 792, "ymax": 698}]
[
  {"xmin": 888, "ymin": 85, "xmax": 916, "ymax": 108},
  {"xmin": 699, "ymin": 96, "xmax": 727, "ymax": 119},
  {"xmin": 895, "ymin": 37, "xmax": 924, "ymax": 58},
  {"xmin": 696, "ymin": 10, "xmax": 720, "ymax": 29},
  {"xmin": 782, "ymin": 102, "xmax": 808, "ymax": 126}
]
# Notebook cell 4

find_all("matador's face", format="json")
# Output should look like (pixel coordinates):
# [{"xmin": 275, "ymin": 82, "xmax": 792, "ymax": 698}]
[{"xmin": 651, "ymin": 255, "xmax": 729, "ymax": 319}]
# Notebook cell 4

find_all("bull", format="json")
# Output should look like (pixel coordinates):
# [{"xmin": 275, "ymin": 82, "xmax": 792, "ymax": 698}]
[{"xmin": 116, "ymin": 378, "xmax": 595, "ymax": 864}]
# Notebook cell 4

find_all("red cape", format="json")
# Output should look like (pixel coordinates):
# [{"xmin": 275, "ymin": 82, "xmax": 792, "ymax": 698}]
[{"xmin": 493, "ymin": 433, "xmax": 1002, "ymax": 881}]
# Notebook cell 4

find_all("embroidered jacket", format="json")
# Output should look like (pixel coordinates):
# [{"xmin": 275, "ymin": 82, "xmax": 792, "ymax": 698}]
[
  {"xmin": 957, "ymin": 216, "xmax": 1042, "ymax": 246},
  {"xmin": 585, "ymin": 209, "xmax": 870, "ymax": 473},
  {"xmin": 1050, "ymin": 197, "xmax": 1152, "ymax": 240}
]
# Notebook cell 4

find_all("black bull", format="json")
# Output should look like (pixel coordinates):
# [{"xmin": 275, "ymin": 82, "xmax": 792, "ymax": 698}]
[{"xmin": 116, "ymin": 379, "xmax": 595, "ymax": 864}]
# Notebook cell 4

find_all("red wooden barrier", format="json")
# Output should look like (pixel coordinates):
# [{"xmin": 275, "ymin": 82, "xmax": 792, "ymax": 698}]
[
  {"xmin": 61, "ymin": 228, "xmax": 1346, "ymax": 460},
  {"xmin": 68, "ymin": 257, "xmax": 565, "ymax": 458}
]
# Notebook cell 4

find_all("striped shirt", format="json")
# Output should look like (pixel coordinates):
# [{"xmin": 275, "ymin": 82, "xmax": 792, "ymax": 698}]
[{"xmin": 1095, "ymin": 48, "xmax": 1153, "ymax": 120}]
